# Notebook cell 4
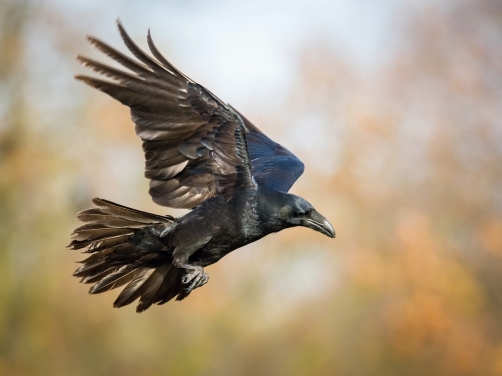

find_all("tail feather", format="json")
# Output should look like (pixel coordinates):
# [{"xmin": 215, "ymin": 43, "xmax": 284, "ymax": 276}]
[
  {"xmin": 81, "ymin": 267, "xmax": 118, "ymax": 284},
  {"xmin": 72, "ymin": 226, "xmax": 132, "ymax": 242},
  {"xmin": 136, "ymin": 263, "xmax": 175, "ymax": 312},
  {"xmin": 91, "ymin": 198, "xmax": 173, "ymax": 223},
  {"xmin": 113, "ymin": 267, "xmax": 156, "ymax": 308},
  {"xmin": 69, "ymin": 234, "xmax": 131, "ymax": 252},
  {"xmin": 77, "ymin": 213, "xmax": 148, "ymax": 229},
  {"xmin": 137, "ymin": 265, "xmax": 188, "ymax": 311},
  {"xmin": 158, "ymin": 268, "xmax": 190, "ymax": 304},
  {"xmin": 73, "ymin": 260, "xmax": 111, "ymax": 279},
  {"xmin": 69, "ymin": 198, "xmax": 190, "ymax": 312},
  {"xmin": 77, "ymin": 247, "xmax": 116, "ymax": 264},
  {"xmin": 90, "ymin": 265, "xmax": 139, "ymax": 294}
]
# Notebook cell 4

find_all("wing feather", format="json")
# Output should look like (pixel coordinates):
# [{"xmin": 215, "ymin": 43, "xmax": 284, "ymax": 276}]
[
  {"xmin": 76, "ymin": 21, "xmax": 254, "ymax": 209},
  {"xmin": 230, "ymin": 106, "xmax": 305, "ymax": 192}
]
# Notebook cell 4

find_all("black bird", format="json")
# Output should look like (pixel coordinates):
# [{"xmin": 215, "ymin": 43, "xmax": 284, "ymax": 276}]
[{"xmin": 69, "ymin": 21, "xmax": 335, "ymax": 312}]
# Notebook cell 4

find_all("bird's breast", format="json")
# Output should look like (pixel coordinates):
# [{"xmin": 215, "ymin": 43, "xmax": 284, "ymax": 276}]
[{"xmin": 187, "ymin": 192, "xmax": 264, "ymax": 266}]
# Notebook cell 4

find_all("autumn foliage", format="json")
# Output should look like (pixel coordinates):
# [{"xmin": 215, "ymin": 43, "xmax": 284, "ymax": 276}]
[{"xmin": 0, "ymin": 0, "xmax": 501, "ymax": 375}]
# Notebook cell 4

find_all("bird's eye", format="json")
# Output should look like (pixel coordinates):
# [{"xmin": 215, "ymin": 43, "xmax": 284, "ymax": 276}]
[
  {"xmin": 295, "ymin": 209, "xmax": 308, "ymax": 217},
  {"xmin": 302, "ymin": 208, "xmax": 313, "ymax": 217}
]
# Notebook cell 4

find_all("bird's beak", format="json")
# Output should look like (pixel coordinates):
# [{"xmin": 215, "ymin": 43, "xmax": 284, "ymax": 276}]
[{"xmin": 302, "ymin": 210, "xmax": 335, "ymax": 238}]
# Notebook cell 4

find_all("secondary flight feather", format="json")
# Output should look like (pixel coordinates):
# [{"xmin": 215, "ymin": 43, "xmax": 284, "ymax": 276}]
[{"xmin": 70, "ymin": 21, "xmax": 334, "ymax": 312}]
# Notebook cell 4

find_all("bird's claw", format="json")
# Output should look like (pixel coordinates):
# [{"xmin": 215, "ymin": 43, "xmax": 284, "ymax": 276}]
[{"xmin": 181, "ymin": 266, "xmax": 209, "ymax": 292}]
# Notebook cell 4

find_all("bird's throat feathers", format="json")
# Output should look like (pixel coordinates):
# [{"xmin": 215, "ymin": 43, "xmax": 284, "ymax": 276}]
[{"xmin": 255, "ymin": 187, "xmax": 297, "ymax": 232}]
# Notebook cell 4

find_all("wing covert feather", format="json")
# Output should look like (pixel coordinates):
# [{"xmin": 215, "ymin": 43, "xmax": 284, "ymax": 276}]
[{"xmin": 230, "ymin": 106, "xmax": 304, "ymax": 192}]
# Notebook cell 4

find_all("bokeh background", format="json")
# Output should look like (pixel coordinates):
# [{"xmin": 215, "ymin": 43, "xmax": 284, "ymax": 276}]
[{"xmin": 1, "ymin": 0, "xmax": 502, "ymax": 375}]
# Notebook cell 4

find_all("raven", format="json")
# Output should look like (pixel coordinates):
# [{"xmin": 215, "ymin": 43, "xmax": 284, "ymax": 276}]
[{"xmin": 69, "ymin": 21, "xmax": 335, "ymax": 312}]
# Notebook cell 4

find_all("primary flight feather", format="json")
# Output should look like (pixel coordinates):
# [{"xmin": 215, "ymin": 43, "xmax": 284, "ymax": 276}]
[{"xmin": 70, "ymin": 21, "xmax": 334, "ymax": 312}]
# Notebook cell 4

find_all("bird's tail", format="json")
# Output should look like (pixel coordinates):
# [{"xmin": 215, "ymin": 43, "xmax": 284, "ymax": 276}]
[{"xmin": 68, "ymin": 198, "xmax": 190, "ymax": 312}]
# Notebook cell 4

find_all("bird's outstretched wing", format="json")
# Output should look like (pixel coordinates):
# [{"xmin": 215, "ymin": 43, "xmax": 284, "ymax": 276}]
[
  {"xmin": 230, "ymin": 107, "xmax": 304, "ymax": 193},
  {"xmin": 76, "ymin": 21, "xmax": 254, "ymax": 209}
]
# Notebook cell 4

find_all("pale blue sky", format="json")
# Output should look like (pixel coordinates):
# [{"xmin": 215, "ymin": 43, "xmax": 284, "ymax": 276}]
[{"xmin": 47, "ymin": 0, "xmax": 425, "ymax": 107}]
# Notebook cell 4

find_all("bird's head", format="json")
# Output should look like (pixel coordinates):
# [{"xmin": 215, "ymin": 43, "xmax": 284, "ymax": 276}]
[{"xmin": 277, "ymin": 194, "xmax": 335, "ymax": 238}]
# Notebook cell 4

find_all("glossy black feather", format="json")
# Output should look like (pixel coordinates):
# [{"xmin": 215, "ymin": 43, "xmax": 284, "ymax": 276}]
[
  {"xmin": 76, "ymin": 21, "xmax": 255, "ymax": 209},
  {"xmin": 71, "ymin": 22, "xmax": 334, "ymax": 313},
  {"xmin": 230, "ymin": 106, "xmax": 304, "ymax": 192}
]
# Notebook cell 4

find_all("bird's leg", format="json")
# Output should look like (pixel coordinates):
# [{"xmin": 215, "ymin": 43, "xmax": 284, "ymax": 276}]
[{"xmin": 173, "ymin": 258, "xmax": 209, "ymax": 292}]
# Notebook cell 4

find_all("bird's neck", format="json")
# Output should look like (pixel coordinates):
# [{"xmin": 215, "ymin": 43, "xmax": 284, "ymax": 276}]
[{"xmin": 255, "ymin": 187, "xmax": 292, "ymax": 233}]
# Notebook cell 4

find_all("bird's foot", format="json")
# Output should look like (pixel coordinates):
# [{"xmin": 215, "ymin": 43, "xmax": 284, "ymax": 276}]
[{"xmin": 181, "ymin": 266, "xmax": 209, "ymax": 292}]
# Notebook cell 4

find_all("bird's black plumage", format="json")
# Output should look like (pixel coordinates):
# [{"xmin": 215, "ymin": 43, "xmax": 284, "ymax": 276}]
[{"xmin": 69, "ymin": 21, "xmax": 334, "ymax": 312}]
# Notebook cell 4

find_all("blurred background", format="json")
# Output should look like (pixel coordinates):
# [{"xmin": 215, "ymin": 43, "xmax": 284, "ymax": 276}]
[{"xmin": 1, "ymin": 0, "xmax": 502, "ymax": 375}]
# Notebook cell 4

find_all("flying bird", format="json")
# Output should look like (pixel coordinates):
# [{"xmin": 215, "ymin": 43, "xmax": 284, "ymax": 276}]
[{"xmin": 69, "ymin": 21, "xmax": 335, "ymax": 312}]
